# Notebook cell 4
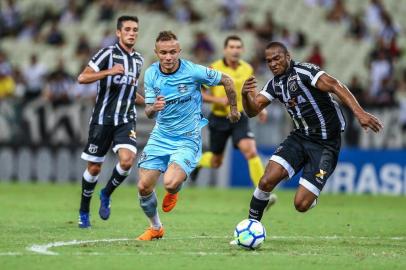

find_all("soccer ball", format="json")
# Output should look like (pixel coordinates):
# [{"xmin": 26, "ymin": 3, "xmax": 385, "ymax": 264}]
[{"xmin": 234, "ymin": 219, "xmax": 266, "ymax": 249}]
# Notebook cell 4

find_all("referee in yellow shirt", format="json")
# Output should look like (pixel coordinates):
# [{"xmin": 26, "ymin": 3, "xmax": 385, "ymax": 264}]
[{"xmin": 190, "ymin": 35, "xmax": 267, "ymax": 186}]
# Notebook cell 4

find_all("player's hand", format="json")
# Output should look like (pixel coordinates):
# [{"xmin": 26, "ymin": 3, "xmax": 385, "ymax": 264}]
[
  {"xmin": 258, "ymin": 109, "xmax": 268, "ymax": 123},
  {"xmin": 356, "ymin": 111, "xmax": 383, "ymax": 133},
  {"xmin": 227, "ymin": 107, "xmax": 241, "ymax": 123},
  {"xmin": 242, "ymin": 76, "xmax": 257, "ymax": 96},
  {"xmin": 153, "ymin": 95, "xmax": 166, "ymax": 111},
  {"xmin": 109, "ymin": 64, "xmax": 125, "ymax": 75}
]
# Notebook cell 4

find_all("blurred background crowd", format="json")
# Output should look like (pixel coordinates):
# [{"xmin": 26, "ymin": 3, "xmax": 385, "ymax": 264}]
[{"xmin": 0, "ymin": 0, "xmax": 405, "ymax": 150}]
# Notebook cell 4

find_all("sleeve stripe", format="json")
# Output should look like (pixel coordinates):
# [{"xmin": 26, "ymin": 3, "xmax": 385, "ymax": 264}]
[
  {"xmin": 94, "ymin": 49, "xmax": 112, "ymax": 66},
  {"xmin": 311, "ymin": 71, "xmax": 325, "ymax": 87},
  {"xmin": 294, "ymin": 67, "xmax": 314, "ymax": 80},
  {"xmin": 88, "ymin": 61, "xmax": 100, "ymax": 72},
  {"xmin": 259, "ymin": 90, "xmax": 274, "ymax": 101}
]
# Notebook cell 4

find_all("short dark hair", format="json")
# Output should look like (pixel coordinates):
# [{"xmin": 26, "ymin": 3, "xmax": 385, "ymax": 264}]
[
  {"xmin": 156, "ymin": 31, "xmax": 178, "ymax": 42},
  {"xmin": 266, "ymin": 41, "xmax": 288, "ymax": 53},
  {"xmin": 224, "ymin": 35, "xmax": 243, "ymax": 48},
  {"xmin": 117, "ymin": 15, "xmax": 139, "ymax": 30}
]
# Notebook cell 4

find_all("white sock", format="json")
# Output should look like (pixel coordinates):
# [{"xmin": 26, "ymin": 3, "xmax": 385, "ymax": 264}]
[
  {"xmin": 253, "ymin": 187, "xmax": 271, "ymax": 201},
  {"xmin": 149, "ymin": 213, "xmax": 162, "ymax": 230}
]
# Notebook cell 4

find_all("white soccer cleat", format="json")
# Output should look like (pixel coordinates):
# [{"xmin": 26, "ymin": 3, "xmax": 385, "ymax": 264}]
[
  {"xmin": 229, "ymin": 239, "xmax": 238, "ymax": 245},
  {"xmin": 265, "ymin": 193, "xmax": 278, "ymax": 212}
]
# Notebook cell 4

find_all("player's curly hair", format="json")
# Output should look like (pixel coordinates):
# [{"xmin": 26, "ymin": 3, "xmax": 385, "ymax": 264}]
[{"xmin": 156, "ymin": 31, "xmax": 178, "ymax": 42}]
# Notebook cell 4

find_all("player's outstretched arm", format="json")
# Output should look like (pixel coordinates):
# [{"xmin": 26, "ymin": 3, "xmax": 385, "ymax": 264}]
[
  {"xmin": 242, "ymin": 76, "xmax": 270, "ymax": 118},
  {"xmin": 219, "ymin": 73, "xmax": 240, "ymax": 123},
  {"xmin": 135, "ymin": 93, "xmax": 145, "ymax": 105},
  {"xmin": 77, "ymin": 64, "xmax": 124, "ymax": 84},
  {"xmin": 316, "ymin": 73, "xmax": 384, "ymax": 133},
  {"xmin": 145, "ymin": 95, "xmax": 165, "ymax": 119}
]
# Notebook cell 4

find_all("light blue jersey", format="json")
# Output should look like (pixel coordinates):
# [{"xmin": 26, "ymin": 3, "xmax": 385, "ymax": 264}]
[
  {"xmin": 144, "ymin": 59, "xmax": 221, "ymax": 136},
  {"xmin": 139, "ymin": 59, "xmax": 222, "ymax": 175}
]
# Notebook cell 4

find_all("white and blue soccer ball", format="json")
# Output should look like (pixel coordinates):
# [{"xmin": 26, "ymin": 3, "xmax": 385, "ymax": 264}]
[{"xmin": 234, "ymin": 219, "xmax": 266, "ymax": 249}]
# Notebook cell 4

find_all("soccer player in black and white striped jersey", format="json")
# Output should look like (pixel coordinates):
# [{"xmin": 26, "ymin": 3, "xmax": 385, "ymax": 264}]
[
  {"xmin": 241, "ymin": 42, "xmax": 383, "ymax": 224},
  {"xmin": 76, "ymin": 15, "xmax": 145, "ymax": 228}
]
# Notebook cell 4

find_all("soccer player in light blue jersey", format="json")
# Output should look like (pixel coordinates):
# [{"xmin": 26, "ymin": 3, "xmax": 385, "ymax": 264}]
[{"xmin": 136, "ymin": 31, "xmax": 240, "ymax": 240}]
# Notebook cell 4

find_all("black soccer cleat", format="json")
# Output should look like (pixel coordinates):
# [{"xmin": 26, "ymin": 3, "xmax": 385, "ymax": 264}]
[{"xmin": 189, "ymin": 166, "xmax": 201, "ymax": 183}]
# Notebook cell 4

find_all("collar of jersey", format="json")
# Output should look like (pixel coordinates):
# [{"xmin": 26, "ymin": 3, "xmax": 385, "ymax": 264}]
[
  {"xmin": 115, "ymin": 43, "xmax": 135, "ymax": 56},
  {"xmin": 159, "ymin": 59, "xmax": 182, "ymax": 75}
]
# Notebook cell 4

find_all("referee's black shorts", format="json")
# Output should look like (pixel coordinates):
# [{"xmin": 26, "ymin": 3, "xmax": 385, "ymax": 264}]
[
  {"xmin": 208, "ymin": 113, "xmax": 255, "ymax": 154},
  {"xmin": 270, "ymin": 130, "xmax": 341, "ymax": 196}
]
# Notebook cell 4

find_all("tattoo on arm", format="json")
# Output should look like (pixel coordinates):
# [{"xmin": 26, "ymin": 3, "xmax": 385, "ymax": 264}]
[{"xmin": 221, "ymin": 75, "xmax": 237, "ymax": 108}]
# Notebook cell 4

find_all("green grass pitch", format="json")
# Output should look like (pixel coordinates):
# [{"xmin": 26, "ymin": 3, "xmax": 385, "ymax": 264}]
[{"xmin": 0, "ymin": 183, "xmax": 405, "ymax": 270}]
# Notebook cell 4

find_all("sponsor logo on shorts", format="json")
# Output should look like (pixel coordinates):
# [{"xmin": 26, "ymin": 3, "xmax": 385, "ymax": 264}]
[
  {"xmin": 274, "ymin": 146, "xmax": 283, "ymax": 154},
  {"xmin": 139, "ymin": 151, "xmax": 147, "ymax": 162},
  {"xmin": 184, "ymin": 159, "xmax": 191, "ymax": 168},
  {"xmin": 129, "ymin": 130, "xmax": 137, "ymax": 142},
  {"xmin": 315, "ymin": 169, "xmax": 327, "ymax": 183},
  {"xmin": 88, "ymin": 144, "xmax": 98, "ymax": 154}
]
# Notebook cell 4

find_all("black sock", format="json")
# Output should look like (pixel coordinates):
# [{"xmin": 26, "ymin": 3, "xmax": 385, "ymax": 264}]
[
  {"xmin": 248, "ymin": 196, "xmax": 269, "ymax": 221},
  {"xmin": 80, "ymin": 177, "xmax": 98, "ymax": 213},
  {"xmin": 103, "ymin": 165, "xmax": 128, "ymax": 197}
]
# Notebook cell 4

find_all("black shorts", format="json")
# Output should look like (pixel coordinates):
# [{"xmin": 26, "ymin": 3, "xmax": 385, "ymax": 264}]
[
  {"xmin": 208, "ymin": 113, "xmax": 254, "ymax": 154},
  {"xmin": 81, "ymin": 121, "xmax": 137, "ymax": 163},
  {"xmin": 271, "ymin": 130, "xmax": 341, "ymax": 196}
]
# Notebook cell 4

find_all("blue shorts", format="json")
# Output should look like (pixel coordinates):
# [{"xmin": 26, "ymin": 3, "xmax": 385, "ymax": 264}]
[{"xmin": 138, "ymin": 129, "xmax": 202, "ymax": 176}]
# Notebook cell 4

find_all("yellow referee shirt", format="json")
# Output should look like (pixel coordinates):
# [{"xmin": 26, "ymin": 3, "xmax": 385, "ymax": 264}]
[{"xmin": 209, "ymin": 59, "xmax": 253, "ymax": 117}]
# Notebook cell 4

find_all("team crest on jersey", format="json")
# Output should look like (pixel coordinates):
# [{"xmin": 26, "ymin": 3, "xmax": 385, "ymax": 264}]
[
  {"xmin": 88, "ymin": 144, "xmax": 98, "ymax": 154},
  {"xmin": 288, "ymin": 79, "xmax": 298, "ymax": 92},
  {"xmin": 177, "ymin": 84, "xmax": 188, "ymax": 93},
  {"xmin": 206, "ymin": 67, "xmax": 216, "ymax": 79},
  {"xmin": 153, "ymin": 87, "xmax": 161, "ymax": 96}
]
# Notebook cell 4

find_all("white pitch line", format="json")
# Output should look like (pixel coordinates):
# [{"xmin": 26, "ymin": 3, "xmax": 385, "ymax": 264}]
[
  {"xmin": 26, "ymin": 235, "xmax": 406, "ymax": 256},
  {"xmin": 0, "ymin": 252, "xmax": 22, "ymax": 256}
]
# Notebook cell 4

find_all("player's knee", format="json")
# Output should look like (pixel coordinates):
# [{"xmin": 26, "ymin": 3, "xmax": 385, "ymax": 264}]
[
  {"xmin": 163, "ymin": 180, "xmax": 180, "ymax": 193},
  {"xmin": 243, "ymin": 149, "xmax": 257, "ymax": 160},
  {"xmin": 137, "ymin": 181, "xmax": 153, "ymax": 195},
  {"xmin": 258, "ymin": 178, "xmax": 276, "ymax": 192},
  {"xmin": 294, "ymin": 199, "xmax": 311, "ymax": 213},
  {"xmin": 87, "ymin": 163, "xmax": 102, "ymax": 176},
  {"xmin": 119, "ymin": 160, "xmax": 133, "ymax": 171},
  {"xmin": 119, "ymin": 155, "xmax": 135, "ymax": 171},
  {"xmin": 211, "ymin": 157, "xmax": 222, "ymax": 168}
]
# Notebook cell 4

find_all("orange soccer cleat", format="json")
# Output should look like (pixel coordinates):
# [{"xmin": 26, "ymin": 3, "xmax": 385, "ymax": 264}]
[
  {"xmin": 162, "ymin": 192, "xmax": 178, "ymax": 212},
  {"xmin": 136, "ymin": 226, "xmax": 164, "ymax": 241}
]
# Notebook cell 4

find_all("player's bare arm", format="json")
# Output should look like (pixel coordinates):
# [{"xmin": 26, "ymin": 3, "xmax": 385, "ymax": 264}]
[
  {"xmin": 316, "ymin": 73, "xmax": 383, "ymax": 133},
  {"xmin": 242, "ymin": 76, "xmax": 271, "ymax": 117},
  {"xmin": 135, "ymin": 92, "xmax": 145, "ymax": 105},
  {"xmin": 145, "ymin": 95, "xmax": 165, "ymax": 119},
  {"xmin": 78, "ymin": 64, "xmax": 125, "ymax": 84},
  {"xmin": 219, "ymin": 73, "xmax": 240, "ymax": 123}
]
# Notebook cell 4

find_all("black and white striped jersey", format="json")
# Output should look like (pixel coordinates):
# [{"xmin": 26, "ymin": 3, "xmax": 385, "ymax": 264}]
[
  {"xmin": 87, "ymin": 43, "xmax": 144, "ymax": 126},
  {"xmin": 260, "ymin": 61, "xmax": 346, "ymax": 140}
]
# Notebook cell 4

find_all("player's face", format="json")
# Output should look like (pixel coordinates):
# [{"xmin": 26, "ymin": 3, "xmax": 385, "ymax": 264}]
[
  {"xmin": 116, "ymin": 20, "xmax": 139, "ymax": 48},
  {"xmin": 155, "ymin": 39, "xmax": 181, "ymax": 72},
  {"xmin": 265, "ymin": 47, "xmax": 291, "ymax": 76},
  {"xmin": 224, "ymin": 40, "xmax": 243, "ymax": 63}
]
